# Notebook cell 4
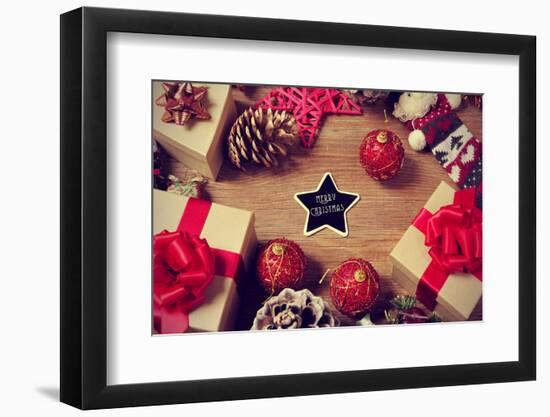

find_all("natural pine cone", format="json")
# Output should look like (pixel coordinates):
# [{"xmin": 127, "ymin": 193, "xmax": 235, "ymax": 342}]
[
  {"xmin": 227, "ymin": 107, "xmax": 298, "ymax": 169},
  {"xmin": 251, "ymin": 288, "xmax": 337, "ymax": 330},
  {"xmin": 347, "ymin": 89, "xmax": 389, "ymax": 106}
]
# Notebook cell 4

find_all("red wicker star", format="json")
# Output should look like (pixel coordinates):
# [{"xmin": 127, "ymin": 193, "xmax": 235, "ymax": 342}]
[
  {"xmin": 256, "ymin": 87, "xmax": 362, "ymax": 147},
  {"xmin": 155, "ymin": 82, "xmax": 211, "ymax": 126}
]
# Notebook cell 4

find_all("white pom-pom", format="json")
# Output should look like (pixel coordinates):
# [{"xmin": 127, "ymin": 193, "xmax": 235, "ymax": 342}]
[
  {"xmin": 445, "ymin": 93, "xmax": 462, "ymax": 110},
  {"xmin": 408, "ymin": 130, "xmax": 426, "ymax": 151}
]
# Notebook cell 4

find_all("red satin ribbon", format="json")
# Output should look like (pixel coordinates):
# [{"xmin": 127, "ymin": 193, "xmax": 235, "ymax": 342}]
[
  {"xmin": 153, "ymin": 198, "xmax": 243, "ymax": 334},
  {"xmin": 412, "ymin": 187, "xmax": 482, "ymax": 310}
]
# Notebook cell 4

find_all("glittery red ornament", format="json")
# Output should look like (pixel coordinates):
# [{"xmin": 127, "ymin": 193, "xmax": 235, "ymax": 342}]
[
  {"xmin": 359, "ymin": 129, "xmax": 404, "ymax": 180},
  {"xmin": 256, "ymin": 238, "xmax": 306, "ymax": 294},
  {"xmin": 330, "ymin": 258, "xmax": 380, "ymax": 319}
]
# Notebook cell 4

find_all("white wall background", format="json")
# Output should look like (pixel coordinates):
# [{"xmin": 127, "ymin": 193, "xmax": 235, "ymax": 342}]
[{"xmin": 0, "ymin": 0, "xmax": 545, "ymax": 415}]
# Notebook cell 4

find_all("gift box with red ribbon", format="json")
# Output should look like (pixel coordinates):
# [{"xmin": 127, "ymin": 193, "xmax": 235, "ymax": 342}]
[
  {"xmin": 153, "ymin": 81, "xmax": 236, "ymax": 179},
  {"xmin": 153, "ymin": 190, "xmax": 256, "ymax": 334},
  {"xmin": 390, "ymin": 181, "xmax": 482, "ymax": 321}
]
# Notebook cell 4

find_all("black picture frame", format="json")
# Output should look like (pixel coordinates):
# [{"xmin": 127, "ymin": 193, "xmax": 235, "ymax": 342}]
[{"xmin": 60, "ymin": 6, "xmax": 536, "ymax": 410}]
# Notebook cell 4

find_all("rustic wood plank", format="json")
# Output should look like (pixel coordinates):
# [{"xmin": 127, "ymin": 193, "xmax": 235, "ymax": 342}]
[{"xmin": 169, "ymin": 86, "xmax": 483, "ymax": 329}]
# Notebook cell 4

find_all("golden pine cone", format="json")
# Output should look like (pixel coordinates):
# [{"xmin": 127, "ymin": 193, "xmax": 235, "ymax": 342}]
[{"xmin": 227, "ymin": 107, "xmax": 298, "ymax": 169}]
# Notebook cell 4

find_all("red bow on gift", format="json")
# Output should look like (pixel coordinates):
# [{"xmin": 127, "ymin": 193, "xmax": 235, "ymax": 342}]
[
  {"xmin": 153, "ymin": 230, "xmax": 214, "ymax": 333},
  {"xmin": 424, "ymin": 188, "xmax": 482, "ymax": 275},
  {"xmin": 412, "ymin": 187, "xmax": 482, "ymax": 311}
]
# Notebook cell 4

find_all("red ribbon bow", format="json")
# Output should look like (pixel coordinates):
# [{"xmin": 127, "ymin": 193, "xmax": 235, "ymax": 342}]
[
  {"xmin": 425, "ymin": 189, "xmax": 482, "ymax": 275},
  {"xmin": 412, "ymin": 187, "xmax": 482, "ymax": 310},
  {"xmin": 153, "ymin": 230, "xmax": 214, "ymax": 334}
]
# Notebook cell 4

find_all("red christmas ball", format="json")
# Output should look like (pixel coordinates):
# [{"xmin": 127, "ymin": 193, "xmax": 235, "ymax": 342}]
[
  {"xmin": 330, "ymin": 258, "xmax": 380, "ymax": 319},
  {"xmin": 359, "ymin": 129, "xmax": 404, "ymax": 180},
  {"xmin": 257, "ymin": 238, "xmax": 306, "ymax": 293}
]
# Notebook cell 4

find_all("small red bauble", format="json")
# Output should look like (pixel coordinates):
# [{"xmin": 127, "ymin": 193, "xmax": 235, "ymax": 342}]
[
  {"xmin": 257, "ymin": 238, "xmax": 306, "ymax": 293},
  {"xmin": 359, "ymin": 129, "xmax": 405, "ymax": 180},
  {"xmin": 330, "ymin": 258, "xmax": 380, "ymax": 319}
]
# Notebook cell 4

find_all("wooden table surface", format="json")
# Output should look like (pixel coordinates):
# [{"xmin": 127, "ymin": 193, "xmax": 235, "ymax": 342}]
[{"xmin": 169, "ymin": 86, "xmax": 483, "ymax": 329}]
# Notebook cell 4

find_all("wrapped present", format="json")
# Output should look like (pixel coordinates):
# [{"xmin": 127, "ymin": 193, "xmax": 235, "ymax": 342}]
[
  {"xmin": 153, "ymin": 81, "xmax": 236, "ymax": 179},
  {"xmin": 389, "ymin": 181, "xmax": 482, "ymax": 321},
  {"xmin": 153, "ymin": 190, "xmax": 256, "ymax": 333}
]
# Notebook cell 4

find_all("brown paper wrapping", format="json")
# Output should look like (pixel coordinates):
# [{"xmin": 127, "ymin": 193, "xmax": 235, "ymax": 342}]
[
  {"xmin": 389, "ymin": 181, "xmax": 482, "ymax": 321},
  {"xmin": 153, "ymin": 190, "xmax": 257, "ymax": 332},
  {"xmin": 153, "ymin": 82, "xmax": 236, "ymax": 179}
]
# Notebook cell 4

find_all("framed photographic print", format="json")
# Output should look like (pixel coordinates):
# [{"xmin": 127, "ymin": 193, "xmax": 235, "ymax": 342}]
[{"xmin": 60, "ymin": 6, "xmax": 536, "ymax": 409}]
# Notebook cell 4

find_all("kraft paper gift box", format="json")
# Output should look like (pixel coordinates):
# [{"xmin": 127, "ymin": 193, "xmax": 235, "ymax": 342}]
[
  {"xmin": 152, "ymin": 81, "xmax": 236, "ymax": 179},
  {"xmin": 153, "ymin": 190, "xmax": 256, "ymax": 333},
  {"xmin": 389, "ymin": 181, "xmax": 482, "ymax": 322}
]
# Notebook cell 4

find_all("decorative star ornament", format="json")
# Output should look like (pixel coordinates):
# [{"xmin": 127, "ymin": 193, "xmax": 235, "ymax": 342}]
[
  {"xmin": 256, "ymin": 87, "xmax": 362, "ymax": 148},
  {"xmin": 155, "ymin": 82, "xmax": 211, "ymax": 126},
  {"xmin": 294, "ymin": 173, "xmax": 360, "ymax": 237}
]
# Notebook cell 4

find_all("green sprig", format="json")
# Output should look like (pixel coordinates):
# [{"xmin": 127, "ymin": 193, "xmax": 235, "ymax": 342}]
[
  {"xmin": 390, "ymin": 295, "xmax": 417, "ymax": 311},
  {"xmin": 428, "ymin": 312, "xmax": 442, "ymax": 322}
]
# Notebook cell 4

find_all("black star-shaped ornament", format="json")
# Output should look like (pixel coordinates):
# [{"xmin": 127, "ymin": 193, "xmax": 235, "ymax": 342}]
[{"xmin": 294, "ymin": 173, "xmax": 360, "ymax": 237}]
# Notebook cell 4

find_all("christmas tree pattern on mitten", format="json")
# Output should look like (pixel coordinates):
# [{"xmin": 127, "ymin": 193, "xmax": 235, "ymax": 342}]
[{"xmin": 406, "ymin": 94, "xmax": 482, "ymax": 192}]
